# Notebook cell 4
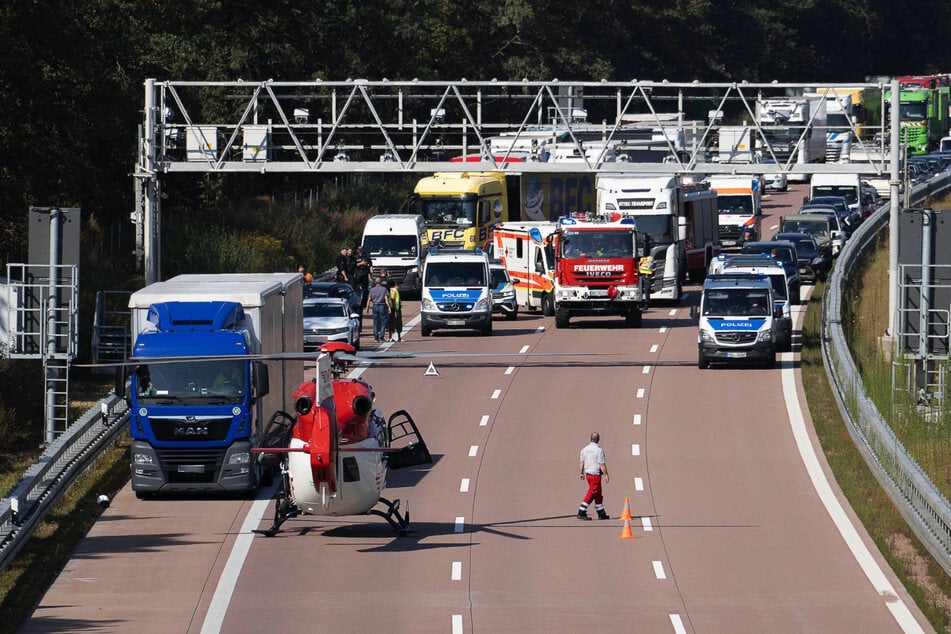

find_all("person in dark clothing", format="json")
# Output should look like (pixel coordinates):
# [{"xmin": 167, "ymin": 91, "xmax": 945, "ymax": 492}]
[
  {"xmin": 335, "ymin": 248, "xmax": 350, "ymax": 283},
  {"xmin": 353, "ymin": 246, "xmax": 373, "ymax": 312}
]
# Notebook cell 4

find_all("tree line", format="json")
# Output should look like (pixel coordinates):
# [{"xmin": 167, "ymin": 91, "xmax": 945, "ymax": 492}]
[{"xmin": 0, "ymin": 0, "xmax": 947, "ymax": 288}]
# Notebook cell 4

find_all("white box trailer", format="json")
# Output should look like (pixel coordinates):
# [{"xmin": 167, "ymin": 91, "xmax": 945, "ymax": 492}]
[{"xmin": 126, "ymin": 273, "xmax": 304, "ymax": 494}]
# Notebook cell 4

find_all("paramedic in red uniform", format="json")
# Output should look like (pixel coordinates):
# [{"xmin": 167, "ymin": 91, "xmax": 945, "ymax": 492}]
[{"xmin": 578, "ymin": 432, "xmax": 610, "ymax": 520}]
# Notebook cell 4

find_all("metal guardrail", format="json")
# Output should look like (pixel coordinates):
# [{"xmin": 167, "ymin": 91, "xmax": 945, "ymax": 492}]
[
  {"xmin": 822, "ymin": 171, "xmax": 951, "ymax": 577},
  {"xmin": 0, "ymin": 393, "xmax": 129, "ymax": 573}
]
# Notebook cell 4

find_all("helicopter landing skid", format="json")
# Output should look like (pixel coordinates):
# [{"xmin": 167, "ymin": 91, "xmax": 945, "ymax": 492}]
[
  {"xmin": 254, "ymin": 488, "xmax": 301, "ymax": 537},
  {"xmin": 369, "ymin": 496, "xmax": 411, "ymax": 535}
]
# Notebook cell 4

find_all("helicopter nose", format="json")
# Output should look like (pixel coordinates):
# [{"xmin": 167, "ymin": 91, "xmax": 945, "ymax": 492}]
[
  {"xmin": 295, "ymin": 395, "xmax": 313, "ymax": 415},
  {"xmin": 352, "ymin": 395, "xmax": 372, "ymax": 416}
]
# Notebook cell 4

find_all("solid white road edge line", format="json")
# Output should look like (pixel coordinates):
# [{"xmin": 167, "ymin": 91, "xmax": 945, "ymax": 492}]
[
  {"xmin": 200, "ymin": 487, "xmax": 274, "ymax": 634},
  {"xmin": 780, "ymin": 353, "xmax": 925, "ymax": 633}
]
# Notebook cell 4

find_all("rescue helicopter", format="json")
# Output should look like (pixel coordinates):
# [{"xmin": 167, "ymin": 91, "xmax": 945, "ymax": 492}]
[{"xmin": 251, "ymin": 341, "xmax": 433, "ymax": 537}]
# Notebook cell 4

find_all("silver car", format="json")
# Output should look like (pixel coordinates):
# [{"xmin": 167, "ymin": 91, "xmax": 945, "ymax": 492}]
[{"xmin": 303, "ymin": 297, "xmax": 361, "ymax": 350}]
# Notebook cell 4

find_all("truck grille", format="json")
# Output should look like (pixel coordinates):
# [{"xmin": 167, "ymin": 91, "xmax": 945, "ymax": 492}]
[
  {"xmin": 155, "ymin": 447, "xmax": 225, "ymax": 483},
  {"xmin": 151, "ymin": 417, "xmax": 232, "ymax": 441}
]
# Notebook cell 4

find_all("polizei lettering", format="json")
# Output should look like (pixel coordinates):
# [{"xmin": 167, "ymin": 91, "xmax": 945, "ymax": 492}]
[{"xmin": 573, "ymin": 264, "xmax": 625, "ymax": 272}]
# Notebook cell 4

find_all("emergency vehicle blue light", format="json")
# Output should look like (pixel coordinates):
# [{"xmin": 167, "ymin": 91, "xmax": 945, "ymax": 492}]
[
  {"xmin": 529, "ymin": 227, "xmax": 543, "ymax": 242},
  {"xmin": 473, "ymin": 248, "xmax": 483, "ymax": 255},
  {"xmin": 618, "ymin": 217, "xmax": 635, "ymax": 225},
  {"xmin": 429, "ymin": 247, "xmax": 439, "ymax": 255},
  {"xmin": 560, "ymin": 216, "xmax": 577, "ymax": 225}
]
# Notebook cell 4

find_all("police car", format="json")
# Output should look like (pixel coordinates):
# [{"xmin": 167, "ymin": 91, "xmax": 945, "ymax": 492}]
[{"xmin": 420, "ymin": 247, "xmax": 493, "ymax": 336}]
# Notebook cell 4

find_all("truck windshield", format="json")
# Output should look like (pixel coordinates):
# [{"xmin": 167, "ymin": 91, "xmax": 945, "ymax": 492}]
[
  {"xmin": 812, "ymin": 185, "xmax": 858, "ymax": 204},
  {"xmin": 409, "ymin": 196, "xmax": 477, "ymax": 227},
  {"xmin": 425, "ymin": 262, "xmax": 486, "ymax": 286},
  {"xmin": 716, "ymin": 195, "xmax": 753, "ymax": 215},
  {"xmin": 363, "ymin": 234, "xmax": 418, "ymax": 256},
  {"xmin": 135, "ymin": 359, "xmax": 246, "ymax": 403},
  {"xmin": 703, "ymin": 289, "xmax": 771, "ymax": 317},
  {"xmin": 899, "ymin": 103, "xmax": 927, "ymax": 120},
  {"xmin": 560, "ymin": 229, "xmax": 633, "ymax": 258},
  {"xmin": 626, "ymin": 215, "xmax": 672, "ymax": 246}
]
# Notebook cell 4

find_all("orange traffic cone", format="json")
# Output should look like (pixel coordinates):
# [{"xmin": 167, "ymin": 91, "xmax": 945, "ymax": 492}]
[
  {"xmin": 620, "ymin": 496, "xmax": 633, "ymax": 521},
  {"xmin": 619, "ymin": 518, "xmax": 635, "ymax": 540}
]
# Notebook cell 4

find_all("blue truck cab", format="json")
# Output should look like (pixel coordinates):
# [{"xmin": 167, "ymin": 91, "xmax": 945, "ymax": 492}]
[{"xmin": 125, "ymin": 274, "xmax": 303, "ymax": 496}]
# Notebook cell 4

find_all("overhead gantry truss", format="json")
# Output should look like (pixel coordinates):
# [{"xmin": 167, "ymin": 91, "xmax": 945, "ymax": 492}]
[{"xmin": 134, "ymin": 78, "xmax": 898, "ymax": 282}]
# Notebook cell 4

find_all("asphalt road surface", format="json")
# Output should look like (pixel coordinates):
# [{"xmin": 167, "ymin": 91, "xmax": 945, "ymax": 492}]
[{"xmin": 23, "ymin": 185, "xmax": 933, "ymax": 633}]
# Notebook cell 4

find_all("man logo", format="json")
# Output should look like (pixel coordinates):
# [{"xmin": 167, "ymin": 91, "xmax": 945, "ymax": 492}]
[{"xmin": 174, "ymin": 425, "xmax": 209, "ymax": 437}]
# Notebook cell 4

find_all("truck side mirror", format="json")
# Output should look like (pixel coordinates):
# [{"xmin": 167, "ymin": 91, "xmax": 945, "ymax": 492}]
[
  {"xmin": 252, "ymin": 361, "xmax": 269, "ymax": 399},
  {"xmin": 114, "ymin": 366, "xmax": 128, "ymax": 399}
]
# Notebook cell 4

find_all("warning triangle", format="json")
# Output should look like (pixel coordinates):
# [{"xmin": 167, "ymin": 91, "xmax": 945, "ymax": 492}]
[{"xmin": 424, "ymin": 361, "xmax": 440, "ymax": 377}]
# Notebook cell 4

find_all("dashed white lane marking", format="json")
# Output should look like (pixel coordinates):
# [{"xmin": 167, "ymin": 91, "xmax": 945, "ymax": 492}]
[
  {"xmin": 518, "ymin": 344, "xmax": 530, "ymax": 354},
  {"xmin": 491, "ymin": 389, "xmax": 501, "ymax": 399},
  {"xmin": 633, "ymin": 414, "xmax": 642, "ymax": 426},
  {"xmin": 505, "ymin": 366, "xmax": 515, "ymax": 375},
  {"xmin": 479, "ymin": 415, "xmax": 489, "ymax": 426},
  {"xmin": 460, "ymin": 478, "xmax": 470, "ymax": 493},
  {"xmin": 468, "ymin": 445, "xmax": 478, "ymax": 457},
  {"xmin": 642, "ymin": 517, "xmax": 653, "ymax": 532},
  {"xmin": 634, "ymin": 477, "xmax": 644, "ymax": 491},
  {"xmin": 451, "ymin": 561, "xmax": 462, "ymax": 581},
  {"xmin": 659, "ymin": 326, "xmax": 668, "ymax": 333},
  {"xmin": 452, "ymin": 614, "xmax": 463, "ymax": 634},
  {"xmin": 454, "ymin": 517, "xmax": 465, "ymax": 533},
  {"xmin": 632, "ymin": 444, "xmax": 640, "ymax": 456},
  {"xmin": 781, "ymin": 355, "xmax": 925, "ymax": 632},
  {"xmin": 650, "ymin": 344, "xmax": 659, "ymax": 353},
  {"xmin": 653, "ymin": 560, "xmax": 667, "ymax": 579},
  {"xmin": 668, "ymin": 309, "xmax": 677, "ymax": 316},
  {"xmin": 670, "ymin": 614, "xmax": 687, "ymax": 634},
  {"xmin": 642, "ymin": 365, "xmax": 651, "ymax": 374},
  {"xmin": 636, "ymin": 388, "xmax": 646, "ymax": 398}
]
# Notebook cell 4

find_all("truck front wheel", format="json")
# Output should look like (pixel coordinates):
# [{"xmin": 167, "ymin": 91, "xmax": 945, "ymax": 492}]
[
  {"xmin": 555, "ymin": 307, "xmax": 570, "ymax": 329},
  {"xmin": 625, "ymin": 308, "xmax": 642, "ymax": 328},
  {"xmin": 542, "ymin": 293, "xmax": 555, "ymax": 316}
]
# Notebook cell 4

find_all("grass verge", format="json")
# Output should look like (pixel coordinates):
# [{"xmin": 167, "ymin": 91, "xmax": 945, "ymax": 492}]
[
  {"xmin": 0, "ymin": 431, "xmax": 131, "ymax": 632},
  {"xmin": 804, "ymin": 270, "xmax": 951, "ymax": 631}
]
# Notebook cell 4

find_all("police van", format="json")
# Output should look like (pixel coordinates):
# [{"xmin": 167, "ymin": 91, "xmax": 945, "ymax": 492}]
[
  {"xmin": 690, "ymin": 273, "xmax": 780, "ymax": 369},
  {"xmin": 708, "ymin": 253, "xmax": 793, "ymax": 351},
  {"xmin": 420, "ymin": 247, "xmax": 493, "ymax": 336}
]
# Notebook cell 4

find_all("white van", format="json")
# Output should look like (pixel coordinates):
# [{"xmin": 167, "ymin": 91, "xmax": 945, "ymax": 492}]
[
  {"xmin": 420, "ymin": 247, "xmax": 492, "ymax": 336},
  {"xmin": 809, "ymin": 173, "xmax": 861, "ymax": 216},
  {"xmin": 361, "ymin": 214, "xmax": 428, "ymax": 296}
]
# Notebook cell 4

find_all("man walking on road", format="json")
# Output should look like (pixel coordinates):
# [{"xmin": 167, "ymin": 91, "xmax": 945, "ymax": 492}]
[
  {"xmin": 578, "ymin": 432, "xmax": 610, "ymax": 520},
  {"xmin": 368, "ymin": 277, "xmax": 389, "ymax": 343}
]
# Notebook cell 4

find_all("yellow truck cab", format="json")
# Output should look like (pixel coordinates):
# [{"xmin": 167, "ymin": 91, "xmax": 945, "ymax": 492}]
[{"xmin": 407, "ymin": 172, "xmax": 514, "ymax": 249}]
